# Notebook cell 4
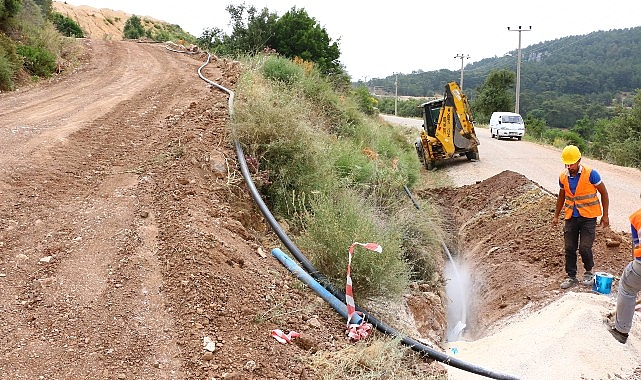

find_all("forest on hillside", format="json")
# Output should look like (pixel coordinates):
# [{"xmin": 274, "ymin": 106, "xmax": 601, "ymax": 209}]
[{"xmin": 366, "ymin": 27, "xmax": 641, "ymax": 129}]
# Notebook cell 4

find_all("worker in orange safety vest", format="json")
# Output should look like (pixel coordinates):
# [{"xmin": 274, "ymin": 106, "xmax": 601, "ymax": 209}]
[
  {"xmin": 606, "ymin": 208, "xmax": 641, "ymax": 344},
  {"xmin": 552, "ymin": 145, "xmax": 609, "ymax": 290}
]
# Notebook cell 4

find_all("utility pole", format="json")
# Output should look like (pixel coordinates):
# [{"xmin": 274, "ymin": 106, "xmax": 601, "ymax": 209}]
[
  {"xmin": 394, "ymin": 72, "xmax": 398, "ymax": 116},
  {"xmin": 454, "ymin": 54, "xmax": 470, "ymax": 90},
  {"xmin": 507, "ymin": 25, "xmax": 531, "ymax": 114}
]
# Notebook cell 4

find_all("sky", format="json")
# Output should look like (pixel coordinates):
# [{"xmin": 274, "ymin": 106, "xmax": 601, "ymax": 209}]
[{"xmin": 62, "ymin": 0, "xmax": 641, "ymax": 81}]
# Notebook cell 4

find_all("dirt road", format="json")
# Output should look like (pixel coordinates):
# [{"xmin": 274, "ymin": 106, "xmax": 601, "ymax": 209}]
[
  {"xmin": 0, "ymin": 39, "xmax": 215, "ymax": 379},
  {"xmin": 0, "ymin": 39, "xmax": 351, "ymax": 380},
  {"xmin": 381, "ymin": 114, "xmax": 641, "ymax": 232}
]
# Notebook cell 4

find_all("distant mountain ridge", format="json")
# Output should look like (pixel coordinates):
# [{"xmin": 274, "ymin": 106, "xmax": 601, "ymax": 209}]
[{"xmin": 369, "ymin": 26, "xmax": 641, "ymax": 128}]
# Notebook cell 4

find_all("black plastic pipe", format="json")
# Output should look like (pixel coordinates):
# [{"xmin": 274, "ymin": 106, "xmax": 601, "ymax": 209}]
[
  {"xmin": 189, "ymin": 49, "xmax": 520, "ymax": 380},
  {"xmin": 404, "ymin": 184, "xmax": 421, "ymax": 210},
  {"xmin": 233, "ymin": 137, "xmax": 519, "ymax": 380}
]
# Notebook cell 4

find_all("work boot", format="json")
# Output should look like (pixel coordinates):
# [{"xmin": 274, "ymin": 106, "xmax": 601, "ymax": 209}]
[
  {"xmin": 606, "ymin": 322, "xmax": 628, "ymax": 344},
  {"xmin": 560, "ymin": 276, "xmax": 579, "ymax": 289},
  {"xmin": 582, "ymin": 271, "xmax": 595, "ymax": 286}
]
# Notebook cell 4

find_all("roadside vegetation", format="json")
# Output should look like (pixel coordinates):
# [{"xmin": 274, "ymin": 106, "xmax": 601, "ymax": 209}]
[
  {"xmin": 232, "ymin": 51, "xmax": 446, "ymax": 380},
  {"xmin": 197, "ymin": 2, "xmax": 445, "ymax": 299},
  {"xmin": 0, "ymin": 0, "xmax": 78, "ymax": 90},
  {"xmin": 0, "ymin": 0, "xmax": 194, "ymax": 92},
  {"xmin": 233, "ymin": 53, "xmax": 444, "ymax": 298},
  {"xmin": 122, "ymin": 14, "xmax": 194, "ymax": 43}
]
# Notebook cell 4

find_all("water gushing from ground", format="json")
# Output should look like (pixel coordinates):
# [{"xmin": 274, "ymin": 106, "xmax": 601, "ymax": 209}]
[{"xmin": 443, "ymin": 243, "xmax": 473, "ymax": 341}]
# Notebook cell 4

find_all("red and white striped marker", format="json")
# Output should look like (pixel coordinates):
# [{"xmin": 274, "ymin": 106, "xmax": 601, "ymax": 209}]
[
  {"xmin": 345, "ymin": 242, "xmax": 381, "ymax": 341},
  {"xmin": 271, "ymin": 329, "xmax": 300, "ymax": 344}
]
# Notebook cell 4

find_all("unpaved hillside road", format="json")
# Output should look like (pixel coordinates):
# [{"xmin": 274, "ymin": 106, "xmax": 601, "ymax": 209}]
[
  {"xmin": 0, "ymin": 39, "xmax": 351, "ymax": 379},
  {"xmin": 381, "ymin": 114, "xmax": 641, "ymax": 232},
  {"xmin": 0, "ymin": 39, "xmax": 211, "ymax": 379}
]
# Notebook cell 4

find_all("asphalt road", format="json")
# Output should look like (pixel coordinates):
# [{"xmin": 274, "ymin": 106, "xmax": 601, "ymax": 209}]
[{"xmin": 381, "ymin": 114, "xmax": 641, "ymax": 232}]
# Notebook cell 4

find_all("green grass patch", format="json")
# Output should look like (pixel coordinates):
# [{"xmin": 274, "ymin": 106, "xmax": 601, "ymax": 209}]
[{"xmin": 233, "ymin": 54, "xmax": 443, "ymax": 299}]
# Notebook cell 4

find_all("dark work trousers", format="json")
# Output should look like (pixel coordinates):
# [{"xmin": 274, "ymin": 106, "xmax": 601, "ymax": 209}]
[{"xmin": 563, "ymin": 216, "xmax": 597, "ymax": 278}]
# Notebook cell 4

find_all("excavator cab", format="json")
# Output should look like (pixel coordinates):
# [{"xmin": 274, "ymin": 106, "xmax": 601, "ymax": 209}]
[{"xmin": 421, "ymin": 98, "xmax": 443, "ymax": 138}]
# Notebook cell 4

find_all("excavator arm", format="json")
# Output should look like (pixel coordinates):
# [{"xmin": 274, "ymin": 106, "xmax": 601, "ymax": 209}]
[{"xmin": 436, "ymin": 82, "xmax": 479, "ymax": 154}]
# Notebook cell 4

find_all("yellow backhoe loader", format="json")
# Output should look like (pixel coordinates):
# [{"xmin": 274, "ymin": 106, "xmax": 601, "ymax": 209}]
[{"xmin": 415, "ymin": 82, "xmax": 480, "ymax": 170}]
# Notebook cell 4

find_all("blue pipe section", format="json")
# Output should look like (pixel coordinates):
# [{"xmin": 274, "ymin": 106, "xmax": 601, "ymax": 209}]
[{"xmin": 271, "ymin": 248, "xmax": 362, "ymax": 325}]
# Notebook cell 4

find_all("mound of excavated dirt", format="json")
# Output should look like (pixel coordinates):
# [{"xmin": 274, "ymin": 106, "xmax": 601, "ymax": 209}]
[
  {"xmin": 419, "ymin": 170, "xmax": 641, "ymax": 379},
  {"xmin": 422, "ymin": 170, "xmax": 632, "ymax": 335}
]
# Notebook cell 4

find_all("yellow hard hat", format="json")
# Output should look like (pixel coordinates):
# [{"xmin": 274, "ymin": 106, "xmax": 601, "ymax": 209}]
[{"xmin": 561, "ymin": 145, "xmax": 581, "ymax": 165}]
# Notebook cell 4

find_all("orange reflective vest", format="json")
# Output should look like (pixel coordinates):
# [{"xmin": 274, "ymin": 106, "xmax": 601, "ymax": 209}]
[
  {"xmin": 630, "ymin": 209, "xmax": 641, "ymax": 259},
  {"xmin": 559, "ymin": 165, "xmax": 602, "ymax": 220}
]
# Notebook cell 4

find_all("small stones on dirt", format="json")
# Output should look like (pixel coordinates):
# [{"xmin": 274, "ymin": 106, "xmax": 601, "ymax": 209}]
[
  {"xmin": 35, "ymin": 277, "xmax": 56, "ymax": 287},
  {"xmin": 243, "ymin": 360, "xmax": 257, "ymax": 372},
  {"xmin": 307, "ymin": 317, "xmax": 321, "ymax": 328},
  {"xmin": 203, "ymin": 336, "xmax": 216, "ymax": 352},
  {"xmin": 606, "ymin": 238, "xmax": 621, "ymax": 247}
]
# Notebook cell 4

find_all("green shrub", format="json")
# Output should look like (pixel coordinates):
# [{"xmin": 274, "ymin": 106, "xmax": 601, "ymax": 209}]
[
  {"xmin": 261, "ymin": 56, "xmax": 304, "ymax": 85},
  {"xmin": 123, "ymin": 15, "xmax": 145, "ymax": 39},
  {"xmin": 16, "ymin": 43, "xmax": 56, "ymax": 77},
  {"xmin": 0, "ymin": 54, "xmax": 15, "ymax": 90},
  {"xmin": 50, "ymin": 12, "xmax": 84, "ymax": 38},
  {"xmin": 234, "ymin": 55, "xmax": 442, "ymax": 300},
  {"xmin": 233, "ymin": 70, "xmax": 333, "ymax": 218},
  {"xmin": 394, "ymin": 205, "xmax": 443, "ymax": 283},
  {"xmin": 606, "ymin": 139, "xmax": 641, "ymax": 168},
  {"xmin": 0, "ymin": 0, "xmax": 22, "ymax": 23},
  {"xmin": 331, "ymin": 141, "xmax": 377, "ymax": 187},
  {"xmin": 296, "ymin": 191, "xmax": 409, "ymax": 298},
  {"xmin": 352, "ymin": 86, "xmax": 378, "ymax": 115},
  {"xmin": 0, "ymin": 33, "xmax": 19, "ymax": 90}
]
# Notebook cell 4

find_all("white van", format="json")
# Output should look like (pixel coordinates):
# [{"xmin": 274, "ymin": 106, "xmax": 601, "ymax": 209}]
[{"xmin": 489, "ymin": 112, "xmax": 525, "ymax": 140}]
